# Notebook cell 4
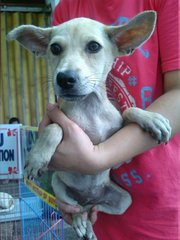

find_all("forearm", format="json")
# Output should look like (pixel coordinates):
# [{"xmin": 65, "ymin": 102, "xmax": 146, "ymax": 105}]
[
  {"xmin": 98, "ymin": 75, "xmax": 180, "ymax": 171},
  {"xmin": 147, "ymin": 89, "xmax": 180, "ymax": 135}
]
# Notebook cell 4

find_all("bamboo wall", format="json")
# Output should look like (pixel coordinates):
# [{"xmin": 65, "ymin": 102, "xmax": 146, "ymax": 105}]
[{"xmin": 0, "ymin": 11, "xmax": 54, "ymax": 126}]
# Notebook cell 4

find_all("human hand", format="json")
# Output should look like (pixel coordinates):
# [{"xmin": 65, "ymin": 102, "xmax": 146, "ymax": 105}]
[
  {"xmin": 56, "ymin": 199, "xmax": 98, "ymax": 225},
  {"xmin": 39, "ymin": 103, "xmax": 106, "ymax": 174}
]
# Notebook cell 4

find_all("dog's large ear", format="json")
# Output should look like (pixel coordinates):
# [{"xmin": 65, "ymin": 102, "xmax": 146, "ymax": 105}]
[
  {"xmin": 7, "ymin": 25, "xmax": 52, "ymax": 56},
  {"xmin": 107, "ymin": 11, "xmax": 157, "ymax": 56}
]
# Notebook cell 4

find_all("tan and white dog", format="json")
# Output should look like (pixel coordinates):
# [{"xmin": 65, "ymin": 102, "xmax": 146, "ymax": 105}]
[{"xmin": 7, "ymin": 11, "xmax": 171, "ymax": 240}]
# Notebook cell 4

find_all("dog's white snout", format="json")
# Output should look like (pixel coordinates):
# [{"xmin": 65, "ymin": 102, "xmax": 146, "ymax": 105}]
[{"xmin": 57, "ymin": 70, "xmax": 78, "ymax": 89}]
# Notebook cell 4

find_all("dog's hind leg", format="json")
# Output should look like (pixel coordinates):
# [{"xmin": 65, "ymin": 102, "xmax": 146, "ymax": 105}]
[
  {"xmin": 51, "ymin": 172, "xmax": 79, "ymax": 206},
  {"xmin": 52, "ymin": 173, "xmax": 94, "ymax": 239},
  {"xmin": 96, "ymin": 181, "xmax": 132, "ymax": 215},
  {"xmin": 71, "ymin": 183, "xmax": 132, "ymax": 240}
]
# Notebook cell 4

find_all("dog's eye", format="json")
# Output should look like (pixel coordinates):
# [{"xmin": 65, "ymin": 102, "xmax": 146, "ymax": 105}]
[
  {"xmin": 50, "ymin": 43, "xmax": 62, "ymax": 55},
  {"xmin": 86, "ymin": 41, "xmax": 102, "ymax": 53}
]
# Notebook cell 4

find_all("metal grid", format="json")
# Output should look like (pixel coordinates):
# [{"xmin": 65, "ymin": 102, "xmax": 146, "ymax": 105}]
[{"xmin": 0, "ymin": 180, "xmax": 64, "ymax": 240}]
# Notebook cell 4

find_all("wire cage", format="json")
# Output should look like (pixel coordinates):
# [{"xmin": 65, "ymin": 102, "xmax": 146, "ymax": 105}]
[{"xmin": 0, "ymin": 179, "xmax": 64, "ymax": 240}]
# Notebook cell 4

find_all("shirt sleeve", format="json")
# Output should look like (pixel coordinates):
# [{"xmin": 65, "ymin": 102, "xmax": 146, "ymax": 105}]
[
  {"xmin": 52, "ymin": 0, "xmax": 67, "ymax": 26},
  {"xmin": 157, "ymin": 0, "xmax": 180, "ymax": 73}
]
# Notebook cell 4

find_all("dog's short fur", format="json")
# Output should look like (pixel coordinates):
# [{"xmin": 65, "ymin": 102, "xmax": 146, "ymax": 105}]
[{"xmin": 7, "ymin": 11, "xmax": 171, "ymax": 240}]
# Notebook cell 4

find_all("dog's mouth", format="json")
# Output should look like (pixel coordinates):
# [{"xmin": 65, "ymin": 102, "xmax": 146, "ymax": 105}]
[{"xmin": 60, "ymin": 94, "xmax": 87, "ymax": 102}]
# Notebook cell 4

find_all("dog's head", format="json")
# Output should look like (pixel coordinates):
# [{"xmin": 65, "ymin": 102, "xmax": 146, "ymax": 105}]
[{"xmin": 7, "ymin": 11, "xmax": 156, "ymax": 101}]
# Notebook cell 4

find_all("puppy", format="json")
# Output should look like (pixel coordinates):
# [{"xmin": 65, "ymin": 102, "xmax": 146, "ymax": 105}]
[{"xmin": 7, "ymin": 11, "xmax": 171, "ymax": 240}]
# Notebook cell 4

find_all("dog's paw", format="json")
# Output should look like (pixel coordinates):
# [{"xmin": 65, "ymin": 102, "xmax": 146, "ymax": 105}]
[
  {"xmin": 86, "ymin": 220, "xmax": 97, "ymax": 240},
  {"xmin": 123, "ymin": 108, "xmax": 172, "ymax": 144},
  {"xmin": 24, "ymin": 152, "xmax": 49, "ymax": 179},
  {"xmin": 72, "ymin": 214, "xmax": 97, "ymax": 240},
  {"xmin": 139, "ymin": 112, "xmax": 171, "ymax": 143}
]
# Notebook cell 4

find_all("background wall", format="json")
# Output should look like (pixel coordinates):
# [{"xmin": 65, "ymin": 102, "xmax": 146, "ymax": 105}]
[{"xmin": 0, "ymin": 8, "xmax": 55, "ymax": 126}]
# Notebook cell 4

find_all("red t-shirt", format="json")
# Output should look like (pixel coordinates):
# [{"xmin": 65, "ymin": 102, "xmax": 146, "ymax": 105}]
[{"xmin": 53, "ymin": 0, "xmax": 180, "ymax": 239}]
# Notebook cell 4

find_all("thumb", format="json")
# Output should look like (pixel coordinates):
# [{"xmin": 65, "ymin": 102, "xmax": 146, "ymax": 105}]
[
  {"xmin": 47, "ymin": 103, "xmax": 72, "ymax": 128},
  {"xmin": 38, "ymin": 113, "xmax": 51, "ymax": 134}
]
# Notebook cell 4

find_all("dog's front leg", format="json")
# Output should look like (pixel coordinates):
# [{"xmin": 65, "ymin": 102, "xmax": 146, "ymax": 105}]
[
  {"xmin": 122, "ymin": 107, "xmax": 171, "ymax": 143},
  {"xmin": 24, "ymin": 123, "xmax": 63, "ymax": 178}
]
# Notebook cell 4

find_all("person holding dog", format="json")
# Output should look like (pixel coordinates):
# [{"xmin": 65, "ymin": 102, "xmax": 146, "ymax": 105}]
[{"xmin": 40, "ymin": 0, "xmax": 180, "ymax": 239}]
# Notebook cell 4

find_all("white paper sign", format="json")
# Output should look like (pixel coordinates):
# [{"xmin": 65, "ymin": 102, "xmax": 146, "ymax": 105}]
[{"xmin": 0, "ymin": 124, "xmax": 22, "ymax": 179}]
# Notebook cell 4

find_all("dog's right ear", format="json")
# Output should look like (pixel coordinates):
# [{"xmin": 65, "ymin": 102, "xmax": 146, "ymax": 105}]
[
  {"xmin": 106, "ymin": 11, "xmax": 157, "ymax": 56},
  {"xmin": 7, "ymin": 25, "xmax": 52, "ymax": 57}
]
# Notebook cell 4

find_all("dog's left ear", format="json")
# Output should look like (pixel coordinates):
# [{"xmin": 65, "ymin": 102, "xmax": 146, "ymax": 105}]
[
  {"xmin": 107, "ymin": 11, "xmax": 157, "ymax": 56},
  {"xmin": 7, "ymin": 25, "xmax": 52, "ymax": 56}
]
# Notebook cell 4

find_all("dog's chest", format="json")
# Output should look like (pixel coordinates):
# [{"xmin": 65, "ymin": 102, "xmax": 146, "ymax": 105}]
[
  {"xmin": 72, "ymin": 113, "xmax": 111, "ymax": 143},
  {"xmin": 62, "ymin": 101, "xmax": 122, "ymax": 144}
]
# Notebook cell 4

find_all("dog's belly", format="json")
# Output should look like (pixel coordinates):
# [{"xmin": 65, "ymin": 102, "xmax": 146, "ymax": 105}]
[
  {"xmin": 54, "ymin": 170, "xmax": 110, "ymax": 206},
  {"xmin": 67, "ymin": 184, "xmax": 107, "ymax": 206},
  {"xmin": 56, "ymin": 170, "xmax": 110, "ymax": 189}
]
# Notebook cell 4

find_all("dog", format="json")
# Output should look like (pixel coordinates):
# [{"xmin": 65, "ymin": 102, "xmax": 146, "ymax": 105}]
[{"xmin": 7, "ymin": 11, "xmax": 171, "ymax": 240}]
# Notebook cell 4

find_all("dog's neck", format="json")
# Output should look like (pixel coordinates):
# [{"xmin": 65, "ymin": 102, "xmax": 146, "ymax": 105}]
[{"xmin": 59, "ymin": 90, "xmax": 123, "ymax": 144}]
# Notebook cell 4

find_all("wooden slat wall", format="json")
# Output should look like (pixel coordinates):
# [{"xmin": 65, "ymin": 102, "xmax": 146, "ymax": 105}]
[{"xmin": 0, "ymin": 11, "xmax": 54, "ymax": 126}]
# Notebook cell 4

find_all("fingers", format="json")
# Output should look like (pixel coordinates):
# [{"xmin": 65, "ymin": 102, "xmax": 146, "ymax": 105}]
[
  {"xmin": 38, "ymin": 102, "xmax": 68, "ymax": 134},
  {"xmin": 47, "ymin": 103, "xmax": 73, "ymax": 129},
  {"xmin": 38, "ymin": 113, "xmax": 51, "ymax": 134},
  {"xmin": 57, "ymin": 200, "xmax": 81, "ymax": 214},
  {"xmin": 62, "ymin": 213, "xmax": 73, "ymax": 225},
  {"xmin": 47, "ymin": 102, "xmax": 59, "ymax": 111},
  {"xmin": 56, "ymin": 199, "xmax": 80, "ymax": 225},
  {"xmin": 89, "ymin": 206, "xmax": 98, "ymax": 225},
  {"xmin": 82, "ymin": 211, "xmax": 88, "ymax": 221},
  {"xmin": 56, "ymin": 199, "xmax": 98, "ymax": 226},
  {"xmin": 38, "ymin": 103, "xmax": 58, "ymax": 134}
]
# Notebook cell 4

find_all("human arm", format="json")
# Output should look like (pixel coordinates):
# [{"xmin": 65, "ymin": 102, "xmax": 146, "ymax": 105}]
[
  {"xmin": 39, "ymin": 70, "xmax": 180, "ymax": 224},
  {"xmin": 98, "ymin": 70, "xmax": 180, "ymax": 170},
  {"xmin": 42, "ymin": 70, "xmax": 180, "ymax": 174}
]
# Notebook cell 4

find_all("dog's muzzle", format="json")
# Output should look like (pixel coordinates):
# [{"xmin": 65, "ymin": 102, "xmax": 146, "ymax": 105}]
[
  {"xmin": 56, "ymin": 70, "xmax": 86, "ymax": 101},
  {"xmin": 56, "ymin": 70, "xmax": 77, "ymax": 89}
]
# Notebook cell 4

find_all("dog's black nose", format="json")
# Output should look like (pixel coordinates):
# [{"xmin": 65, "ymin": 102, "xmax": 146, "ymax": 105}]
[{"xmin": 56, "ymin": 71, "xmax": 77, "ymax": 89}]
